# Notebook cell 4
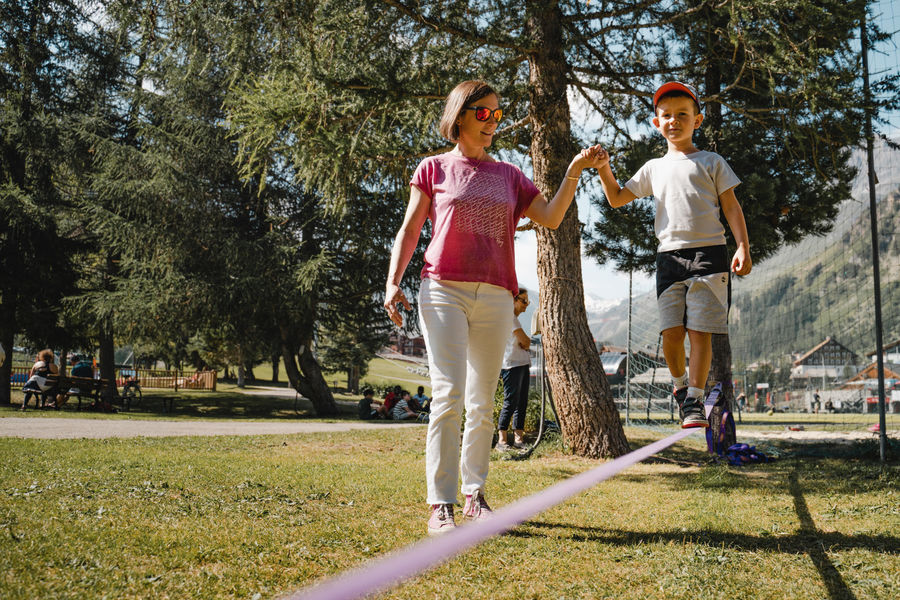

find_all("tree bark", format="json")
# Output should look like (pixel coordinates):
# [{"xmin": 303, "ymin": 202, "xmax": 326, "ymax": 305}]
[
  {"xmin": 0, "ymin": 306, "xmax": 14, "ymax": 406},
  {"xmin": 99, "ymin": 315, "xmax": 117, "ymax": 400},
  {"xmin": 279, "ymin": 323, "xmax": 339, "ymax": 416},
  {"xmin": 525, "ymin": 0, "xmax": 629, "ymax": 458},
  {"xmin": 271, "ymin": 352, "xmax": 280, "ymax": 383},
  {"xmin": 708, "ymin": 333, "xmax": 735, "ymax": 409}
]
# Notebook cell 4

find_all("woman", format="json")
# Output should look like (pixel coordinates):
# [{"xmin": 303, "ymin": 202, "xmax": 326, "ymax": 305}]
[
  {"xmin": 384, "ymin": 80, "xmax": 602, "ymax": 535},
  {"xmin": 21, "ymin": 349, "xmax": 59, "ymax": 410}
]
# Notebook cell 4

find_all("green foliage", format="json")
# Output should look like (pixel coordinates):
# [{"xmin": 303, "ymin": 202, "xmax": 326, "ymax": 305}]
[{"xmin": 585, "ymin": 0, "xmax": 877, "ymax": 270}]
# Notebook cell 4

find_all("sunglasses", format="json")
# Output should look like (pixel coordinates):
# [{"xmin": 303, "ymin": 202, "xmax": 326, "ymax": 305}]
[{"xmin": 464, "ymin": 105, "xmax": 503, "ymax": 123}]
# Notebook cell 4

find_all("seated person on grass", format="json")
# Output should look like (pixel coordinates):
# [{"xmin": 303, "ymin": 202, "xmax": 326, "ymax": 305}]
[
  {"xmin": 411, "ymin": 385, "xmax": 431, "ymax": 413},
  {"xmin": 358, "ymin": 388, "xmax": 386, "ymax": 420},
  {"xmin": 391, "ymin": 390, "xmax": 418, "ymax": 421}
]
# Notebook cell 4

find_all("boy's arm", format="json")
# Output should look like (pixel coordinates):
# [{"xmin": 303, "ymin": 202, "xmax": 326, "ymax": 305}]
[
  {"xmin": 719, "ymin": 187, "xmax": 752, "ymax": 276},
  {"xmin": 595, "ymin": 147, "xmax": 637, "ymax": 208}
]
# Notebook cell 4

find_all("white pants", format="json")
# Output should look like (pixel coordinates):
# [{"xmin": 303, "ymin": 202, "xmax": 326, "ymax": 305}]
[{"xmin": 419, "ymin": 278, "xmax": 513, "ymax": 505}]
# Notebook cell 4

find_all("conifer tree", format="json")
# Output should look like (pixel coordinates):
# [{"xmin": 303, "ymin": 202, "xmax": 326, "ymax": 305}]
[{"xmin": 0, "ymin": 0, "xmax": 103, "ymax": 403}]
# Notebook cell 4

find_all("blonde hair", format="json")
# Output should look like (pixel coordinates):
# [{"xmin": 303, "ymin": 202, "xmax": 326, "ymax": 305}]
[{"xmin": 438, "ymin": 80, "xmax": 497, "ymax": 142}]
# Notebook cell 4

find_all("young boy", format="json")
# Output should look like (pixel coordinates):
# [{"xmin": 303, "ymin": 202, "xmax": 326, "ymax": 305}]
[{"xmin": 595, "ymin": 81, "xmax": 752, "ymax": 428}]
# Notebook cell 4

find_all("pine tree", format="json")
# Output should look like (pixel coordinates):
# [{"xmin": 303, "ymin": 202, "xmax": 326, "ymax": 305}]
[{"xmin": 0, "ymin": 1, "xmax": 103, "ymax": 403}]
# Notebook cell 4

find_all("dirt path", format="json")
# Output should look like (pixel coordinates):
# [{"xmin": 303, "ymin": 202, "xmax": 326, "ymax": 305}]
[{"xmin": 0, "ymin": 417, "xmax": 421, "ymax": 440}]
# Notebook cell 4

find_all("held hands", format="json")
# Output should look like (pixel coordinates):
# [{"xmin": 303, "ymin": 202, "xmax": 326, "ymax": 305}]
[
  {"xmin": 731, "ymin": 245, "xmax": 752, "ymax": 276},
  {"xmin": 384, "ymin": 283, "xmax": 410, "ymax": 327},
  {"xmin": 570, "ymin": 144, "xmax": 608, "ymax": 173}
]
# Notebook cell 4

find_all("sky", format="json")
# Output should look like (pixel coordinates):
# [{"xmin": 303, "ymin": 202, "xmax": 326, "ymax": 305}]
[{"xmin": 514, "ymin": 0, "xmax": 900, "ymax": 305}]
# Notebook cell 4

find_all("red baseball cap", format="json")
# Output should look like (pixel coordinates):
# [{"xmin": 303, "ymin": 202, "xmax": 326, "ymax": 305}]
[{"xmin": 653, "ymin": 81, "xmax": 700, "ymax": 111}]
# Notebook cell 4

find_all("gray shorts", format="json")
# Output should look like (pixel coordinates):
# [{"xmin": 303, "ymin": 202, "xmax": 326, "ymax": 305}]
[{"xmin": 656, "ymin": 246, "xmax": 730, "ymax": 334}]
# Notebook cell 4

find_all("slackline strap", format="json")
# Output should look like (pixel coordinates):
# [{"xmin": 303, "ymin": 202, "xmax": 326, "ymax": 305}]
[{"xmin": 285, "ymin": 428, "xmax": 699, "ymax": 600}]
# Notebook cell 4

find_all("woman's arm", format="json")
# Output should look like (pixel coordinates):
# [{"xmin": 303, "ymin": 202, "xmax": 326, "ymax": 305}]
[
  {"xmin": 524, "ymin": 145, "xmax": 605, "ymax": 229},
  {"xmin": 384, "ymin": 185, "xmax": 432, "ymax": 327}
]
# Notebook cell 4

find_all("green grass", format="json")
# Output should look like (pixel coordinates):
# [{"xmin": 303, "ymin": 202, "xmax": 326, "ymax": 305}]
[
  {"xmin": 0, "ymin": 426, "xmax": 896, "ymax": 599},
  {"xmin": 216, "ymin": 356, "xmax": 432, "ymax": 396},
  {"xmin": 1, "ymin": 387, "xmax": 362, "ymax": 422}
]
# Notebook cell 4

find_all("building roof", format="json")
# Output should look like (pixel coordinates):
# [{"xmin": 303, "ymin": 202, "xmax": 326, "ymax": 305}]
[
  {"xmin": 865, "ymin": 337, "xmax": 900, "ymax": 357},
  {"xmin": 792, "ymin": 336, "xmax": 859, "ymax": 367},
  {"xmin": 843, "ymin": 362, "xmax": 900, "ymax": 383}
]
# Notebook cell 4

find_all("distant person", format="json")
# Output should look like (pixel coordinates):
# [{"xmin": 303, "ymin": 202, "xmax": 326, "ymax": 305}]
[
  {"xmin": 70, "ymin": 356, "xmax": 94, "ymax": 378},
  {"xmin": 824, "ymin": 398, "xmax": 834, "ymax": 413},
  {"xmin": 813, "ymin": 389, "xmax": 821, "ymax": 414},
  {"xmin": 383, "ymin": 385, "xmax": 402, "ymax": 415},
  {"xmin": 391, "ymin": 390, "xmax": 418, "ymax": 421},
  {"xmin": 412, "ymin": 386, "xmax": 431, "ymax": 413},
  {"xmin": 21, "ymin": 349, "xmax": 59, "ymax": 410},
  {"xmin": 497, "ymin": 287, "xmax": 531, "ymax": 451},
  {"xmin": 357, "ymin": 388, "xmax": 385, "ymax": 420},
  {"xmin": 597, "ymin": 81, "xmax": 751, "ymax": 428},
  {"xmin": 384, "ymin": 79, "xmax": 604, "ymax": 534}
]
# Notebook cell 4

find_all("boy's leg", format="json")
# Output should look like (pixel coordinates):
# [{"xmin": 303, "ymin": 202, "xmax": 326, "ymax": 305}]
[
  {"xmin": 686, "ymin": 329, "xmax": 712, "ymax": 390},
  {"xmin": 661, "ymin": 326, "xmax": 687, "ymax": 382}
]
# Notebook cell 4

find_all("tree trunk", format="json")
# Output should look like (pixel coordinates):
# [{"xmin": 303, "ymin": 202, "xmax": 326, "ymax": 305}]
[
  {"xmin": 0, "ymin": 307, "xmax": 14, "ymax": 406},
  {"xmin": 525, "ymin": 0, "xmax": 629, "ymax": 458},
  {"xmin": 708, "ymin": 333, "xmax": 735, "ymax": 410},
  {"xmin": 271, "ymin": 352, "xmax": 280, "ymax": 383},
  {"xmin": 279, "ymin": 323, "xmax": 338, "ymax": 416},
  {"xmin": 99, "ymin": 316, "xmax": 117, "ymax": 400}
]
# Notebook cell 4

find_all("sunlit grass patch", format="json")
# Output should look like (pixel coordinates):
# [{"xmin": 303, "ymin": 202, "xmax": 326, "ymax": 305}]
[{"xmin": 1, "ymin": 427, "xmax": 897, "ymax": 599}]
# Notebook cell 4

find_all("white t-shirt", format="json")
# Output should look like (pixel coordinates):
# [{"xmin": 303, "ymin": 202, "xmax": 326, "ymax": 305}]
[
  {"xmin": 624, "ymin": 150, "xmax": 740, "ymax": 252},
  {"xmin": 502, "ymin": 315, "xmax": 531, "ymax": 369}
]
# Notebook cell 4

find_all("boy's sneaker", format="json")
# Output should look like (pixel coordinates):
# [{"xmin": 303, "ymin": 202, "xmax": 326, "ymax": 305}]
[
  {"xmin": 427, "ymin": 504, "xmax": 456, "ymax": 535},
  {"xmin": 675, "ymin": 387, "xmax": 708, "ymax": 429},
  {"xmin": 462, "ymin": 491, "xmax": 492, "ymax": 521},
  {"xmin": 495, "ymin": 441, "xmax": 511, "ymax": 451}
]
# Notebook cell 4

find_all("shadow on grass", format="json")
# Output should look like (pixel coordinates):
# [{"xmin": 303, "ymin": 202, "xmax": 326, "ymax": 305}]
[
  {"xmin": 509, "ymin": 460, "xmax": 897, "ymax": 600},
  {"xmin": 112, "ymin": 390, "xmax": 363, "ymax": 421}
]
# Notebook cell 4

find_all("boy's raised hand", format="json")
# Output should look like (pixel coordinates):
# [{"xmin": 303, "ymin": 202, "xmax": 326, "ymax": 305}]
[{"xmin": 575, "ymin": 144, "xmax": 609, "ymax": 170}]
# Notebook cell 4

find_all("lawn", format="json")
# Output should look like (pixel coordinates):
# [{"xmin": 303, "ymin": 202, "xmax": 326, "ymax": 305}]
[
  {"xmin": 1, "ymin": 424, "xmax": 896, "ymax": 599},
  {"xmin": 216, "ymin": 357, "xmax": 432, "ymax": 396}
]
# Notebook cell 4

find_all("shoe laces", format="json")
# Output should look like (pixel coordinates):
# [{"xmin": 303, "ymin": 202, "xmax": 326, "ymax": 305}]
[
  {"xmin": 433, "ymin": 503, "xmax": 453, "ymax": 522},
  {"xmin": 469, "ymin": 491, "xmax": 490, "ymax": 512}
]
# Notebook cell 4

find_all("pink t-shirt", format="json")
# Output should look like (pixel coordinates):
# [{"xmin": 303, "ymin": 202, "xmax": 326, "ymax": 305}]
[{"xmin": 411, "ymin": 153, "xmax": 540, "ymax": 294}]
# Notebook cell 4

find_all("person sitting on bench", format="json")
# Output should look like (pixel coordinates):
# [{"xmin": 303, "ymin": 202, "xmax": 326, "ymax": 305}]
[{"xmin": 21, "ymin": 349, "xmax": 60, "ymax": 410}]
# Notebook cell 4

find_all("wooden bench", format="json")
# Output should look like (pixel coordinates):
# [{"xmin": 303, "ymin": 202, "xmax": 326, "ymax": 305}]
[{"xmin": 25, "ymin": 375, "xmax": 116, "ymax": 411}]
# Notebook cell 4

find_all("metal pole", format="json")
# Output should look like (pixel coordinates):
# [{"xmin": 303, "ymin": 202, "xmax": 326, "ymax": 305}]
[
  {"xmin": 625, "ymin": 268, "xmax": 633, "ymax": 426},
  {"xmin": 861, "ymin": 13, "xmax": 888, "ymax": 462}
]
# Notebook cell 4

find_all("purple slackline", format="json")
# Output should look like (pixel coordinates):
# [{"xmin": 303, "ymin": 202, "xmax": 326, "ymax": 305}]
[{"xmin": 284, "ymin": 427, "xmax": 700, "ymax": 600}]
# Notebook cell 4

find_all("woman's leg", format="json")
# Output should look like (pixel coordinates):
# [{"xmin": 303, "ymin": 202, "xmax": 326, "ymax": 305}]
[
  {"xmin": 419, "ymin": 279, "xmax": 473, "ymax": 505},
  {"xmin": 460, "ymin": 284, "xmax": 513, "ymax": 497}
]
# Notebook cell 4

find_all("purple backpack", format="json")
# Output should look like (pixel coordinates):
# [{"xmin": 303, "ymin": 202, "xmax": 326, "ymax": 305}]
[{"xmin": 704, "ymin": 382, "xmax": 737, "ymax": 456}]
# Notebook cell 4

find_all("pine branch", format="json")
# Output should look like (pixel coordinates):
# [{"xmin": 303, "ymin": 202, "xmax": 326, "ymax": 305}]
[{"xmin": 379, "ymin": 0, "xmax": 529, "ymax": 52}]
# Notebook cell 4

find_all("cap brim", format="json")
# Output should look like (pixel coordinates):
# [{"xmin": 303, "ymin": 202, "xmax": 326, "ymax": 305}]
[{"xmin": 653, "ymin": 82, "xmax": 700, "ymax": 108}]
